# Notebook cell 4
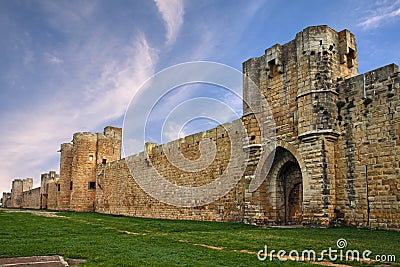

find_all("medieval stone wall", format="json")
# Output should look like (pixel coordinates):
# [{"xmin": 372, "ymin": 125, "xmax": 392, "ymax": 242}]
[
  {"xmin": 1, "ymin": 25, "xmax": 399, "ymax": 230},
  {"xmin": 0, "ymin": 172, "xmax": 59, "ymax": 210},
  {"xmin": 335, "ymin": 64, "xmax": 400, "ymax": 229},
  {"xmin": 22, "ymin": 188, "xmax": 41, "ymax": 209},
  {"xmin": 57, "ymin": 126, "xmax": 122, "ymax": 212},
  {"xmin": 10, "ymin": 180, "xmax": 23, "ymax": 208},
  {"xmin": 69, "ymin": 132, "xmax": 98, "ymax": 212},
  {"xmin": 96, "ymin": 123, "xmax": 245, "ymax": 222}
]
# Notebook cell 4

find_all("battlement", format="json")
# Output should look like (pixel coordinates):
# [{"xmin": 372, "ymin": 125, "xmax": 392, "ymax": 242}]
[
  {"xmin": 338, "ymin": 63, "xmax": 399, "ymax": 100},
  {"xmin": 103, "ymin": 126, "xmax": 123, "ymax": 138},
  {"xmin": 145, "ymin": 120, "xmax": 239, "ymax": 155},
  {"xmin": 73, "ymin": 131, "xmax": 98, "ymax": 141},
  {"xmin": 60, "ymin": 142, "xmax": 73, "ymax": 150},
  {"xmin": 244, "ymin": 25, "xmax": 357, "ymax": 80},
  {"xmin": 72, "ymin": 126, "xmax": 122, "ymax": 140}
]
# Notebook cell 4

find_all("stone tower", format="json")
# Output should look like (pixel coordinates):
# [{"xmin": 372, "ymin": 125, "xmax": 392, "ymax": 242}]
[
  {"xmin": 60, "ymin": 126, "xmax": 122, "ymax": 212},
  {"xmin": 10, "ymin": 179, "xmax": 23, "ymax": 208},
  {"xmin": 58, "ymin": 143, "xmax": 73, "ymax": 210},
  {"xmin": 295, "ymin": 26, "xmax": 358, "ymax": 225},
  {"xmin": 243, "ymin": 26, "xmax": 359, "ymax": 226},
  {"xmin": 10, "ymin": 178, "xmax": 33, "ymax": 208}
]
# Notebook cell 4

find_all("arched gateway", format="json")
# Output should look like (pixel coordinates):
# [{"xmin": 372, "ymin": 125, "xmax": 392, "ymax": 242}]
[{"xmin": 266, "ymin": 147, "xmax": 303, "ymax": 225}]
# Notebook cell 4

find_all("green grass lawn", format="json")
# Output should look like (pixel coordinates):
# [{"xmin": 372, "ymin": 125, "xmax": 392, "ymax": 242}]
[{"xmin": 0, "ymin": 210, "xmax": 399, "ymax": 266}]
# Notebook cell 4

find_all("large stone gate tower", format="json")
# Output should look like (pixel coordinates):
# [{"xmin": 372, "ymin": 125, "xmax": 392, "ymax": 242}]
[{"xmin": 243, "ymin": 25, "xmax": 399, "ymax": 228}]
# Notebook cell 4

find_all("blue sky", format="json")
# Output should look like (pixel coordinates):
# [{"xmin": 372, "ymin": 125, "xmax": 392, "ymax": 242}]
[{"xmin": 0, "ymin": 0, "xmax": 399, "ymax": 194}]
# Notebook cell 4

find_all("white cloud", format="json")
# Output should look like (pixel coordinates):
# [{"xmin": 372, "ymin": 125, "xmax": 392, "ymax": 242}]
[
  {"xmin": 154, "ymin": 0, "xmax": 184, "ymax": 46},
  {"xmin": 174, "ymin": 1, "xmax": 265, "ymax": 62},
  {"xmin": 358, "ymin": 0, "xmax": 400, "ymax": 29},
  {"xmin": 83, "ymin": 32, "xmax": 158, "ymax": 122},
  {"xmin": 45, "ymin": 52, "xmax": 63, "ymax": 64}
]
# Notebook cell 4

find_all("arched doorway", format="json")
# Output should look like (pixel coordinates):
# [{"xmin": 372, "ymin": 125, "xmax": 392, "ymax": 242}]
[
  {"xmin": 279, "ymin": 161, "xmax": 303, "ymax": 224},
  {"xmin": 269, "ymin": 147, "xmax": 303, "ymax": 225}
]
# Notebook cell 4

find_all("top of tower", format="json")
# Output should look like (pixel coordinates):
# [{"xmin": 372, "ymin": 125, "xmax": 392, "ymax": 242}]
[{"xmin": 244, "ymin": 25, "xmax": 358, "ymax": 79}]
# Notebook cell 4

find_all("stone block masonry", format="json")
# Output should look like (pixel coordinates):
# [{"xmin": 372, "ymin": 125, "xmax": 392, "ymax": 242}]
[
  {"xmin": 2, "ymin": 25, "xmax": 399, "ymax": 230},
  {"xmin": 22, "ymin": 187, "xmax": 41, "ymax": 209},
  {"xmin": 96, "ymin": 124, "xmax": 244, "ymax": 222},
  {"xmin": 335, "ymin": 64, "xmax": 400, "ymax": 229}
]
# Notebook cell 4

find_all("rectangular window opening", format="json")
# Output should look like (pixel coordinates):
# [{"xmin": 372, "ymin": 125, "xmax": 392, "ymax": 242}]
[{"xmin": 88, "ymin": 182, "xmax": 96, "ymax": 190}]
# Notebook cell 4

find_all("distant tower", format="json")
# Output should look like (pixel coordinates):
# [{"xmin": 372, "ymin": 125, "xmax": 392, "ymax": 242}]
[
  {"xmin": 10, "ymin": 179, "xmax": 23, "ymax": 208},
  {"xmin": 10, "ymin": 178, "xmax": 33, "ymax": 208},
  {"xmin": 65, "ymin": 126, "xmax": 122, "ymax": 212},
  {"xmin": 58, "ymin": 143, "xmax": 73, "ymax": 210}
]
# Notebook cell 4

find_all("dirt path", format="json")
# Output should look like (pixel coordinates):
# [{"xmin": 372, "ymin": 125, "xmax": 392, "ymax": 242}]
[{"xmin": 178, "ymin": 240, "xmax": 366, "ymax": 267}]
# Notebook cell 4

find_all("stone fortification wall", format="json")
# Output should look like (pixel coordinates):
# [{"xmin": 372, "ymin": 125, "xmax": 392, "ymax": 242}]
[
  {"xmin": 335, "ymin": 64, "xmax": 400, "ymax": 229},
  {"xmin": 22, "ymin": 188, "xmax": 41, "ymax": 209},
  {"xmin": 47, "ymin": 179, "xmax": 59, "ymax": 210},
  {"xmin": 96, "ymin": 122, "xmax": 245, "ymax": 222}
]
